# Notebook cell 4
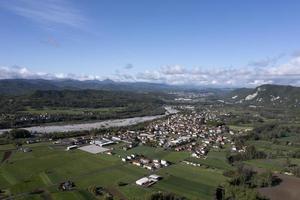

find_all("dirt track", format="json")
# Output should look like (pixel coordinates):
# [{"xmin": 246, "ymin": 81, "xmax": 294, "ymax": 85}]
[
  {"xmin": 258, "ymin": 174, "xmax": 300, "ymax": 200},
  {"xmin": 106, "ymin": 187, "xmax": 128, "ymax": 200},
  {"xmin": 1, "ymin": 151, "xmax": 12, "ymax": 163}
]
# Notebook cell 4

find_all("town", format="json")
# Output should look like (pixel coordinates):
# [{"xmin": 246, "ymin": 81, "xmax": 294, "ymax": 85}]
[{"xmin": 44, "ymin": 106, "xmax": 245, "ymax": 190}]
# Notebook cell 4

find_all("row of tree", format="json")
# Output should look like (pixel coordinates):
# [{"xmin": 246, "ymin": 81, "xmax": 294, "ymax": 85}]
[
  {"xmin": 216, "ymin": 164, "xmax": 279, "ymax": 200},
  {"xmin": 227, "ymin": 145, "xmax": 267, "ymax": 164}
]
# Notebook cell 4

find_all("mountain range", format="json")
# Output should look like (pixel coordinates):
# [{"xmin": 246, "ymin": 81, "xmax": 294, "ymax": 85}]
[
  {"xmin": 0, "ymin": 79, "xmax": 181, "ymax": 95},
  {"xmin": 1, "ymin": 79, "xmax": 300, "ymax": 109},
  {"xmin": 0, "ymin": 79, "xmax": 230, "ymax": 95},
  {"xmin": 226, "ymin": 84, "xmax": 300, "ymax": 108}
]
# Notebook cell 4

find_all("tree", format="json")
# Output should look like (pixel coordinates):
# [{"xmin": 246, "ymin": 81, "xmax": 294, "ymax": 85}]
[
  {"xmin": 254, "ymin": 170, "xmax": 273, "ymax": 187},
  {"xmin": 9, "ymin": 129, "xmax": 31, "ymax": 139}
]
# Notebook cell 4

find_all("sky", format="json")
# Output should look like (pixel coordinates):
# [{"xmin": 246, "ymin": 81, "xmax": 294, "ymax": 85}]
[{"xmin": 1, "ymin": 0, "xmax": 300, "ymax": 87}]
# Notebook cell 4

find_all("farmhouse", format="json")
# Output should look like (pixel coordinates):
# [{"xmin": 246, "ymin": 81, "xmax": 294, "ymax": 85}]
[
  {"xmin": 136, "ymin": 177, "xmax": 150, "ymax": 186},
  {"xmin": 66, "ymin": 145, "xmax": 78, "ymax": 151},
  {"xmin": 136, "ymin": 174, "xmax": 162, "ymax": 187},
  {"xmin": 90, "ymin": 138, "xmax": 115, "ymax": 146},
  {"xmin": 149, "ymin": 174, "xmax": 162, "ymax": 181}
]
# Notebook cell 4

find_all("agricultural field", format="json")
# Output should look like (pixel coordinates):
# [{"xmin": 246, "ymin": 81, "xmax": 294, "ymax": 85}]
[
  {"xmin": 185, "ymin": 150, "xmax": 233, "ymax": 170},
  {"xmin": 153, "ymin": 164, "xmax": 226, "ymax": 200},
  {"xmin": 112, "ymin": 145, "xmax": 191, "ymax": 164},
  {"xmin": 0, "ymin": 142, "xmax": 227, "ymax": 200},
  {"xmin": 245, "ymin": 158, "xmax": 300, "ymax": 172},
  {"xmin": 246, "ymin": 140, "xmax": 298, "ymax": 155}
]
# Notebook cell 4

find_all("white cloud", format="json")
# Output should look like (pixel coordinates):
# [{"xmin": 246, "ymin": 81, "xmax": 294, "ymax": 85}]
[
  {"xmin": 1, "ymin": 0, "xmax": 86, "ymax": 29},
  {"xmin": 161, "ymin": 65, "xmax": 186, "ymax": 75},
  {"xmin": 0, "ymin": 66, "xmax": 105, "ymax": 81},
  {"xmin": 2, "ymin": 55, "xmax": 300, "ymax": 87},
  {"xmin": 130, "ymin": 55, "xmax": 300, "ymax": 87},
  {"xmin": 268, "ymin": 56, "xmax": 300, "ymax": 75}
]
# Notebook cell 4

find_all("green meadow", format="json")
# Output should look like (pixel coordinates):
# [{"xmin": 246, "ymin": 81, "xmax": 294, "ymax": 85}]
[
  {"xmin": 0, "ymin": 142, "xmax": 228, "ymax": 200},
  {"xmin": 185, "ymin": 150, "xmax": 233, "ymax": 170}
]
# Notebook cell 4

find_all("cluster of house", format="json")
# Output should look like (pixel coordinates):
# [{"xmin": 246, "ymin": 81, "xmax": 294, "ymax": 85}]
[
  {"xmin": 122, "ymin": 154, "xmax": 170, "ymax": 170},
  {"xmin": 16, "ymin": 114, "xmax": 52, "ymax": 122},
  {"xmin": 135, "ymin": 174, "xmax": 162, "ymax": 187},
  {"xmin": 68, "ymin": 110, "xmax": 237, "ymax": 159},
  {"xmin": 52, "ymin": 107, "xmax": 243, "ymax": 160},
  {"xmin": 140, "ymin": 112, "xmax": 233, "ymax": 158},
  {"xmin": 15, "ymin": 109, "xmax": 99, "ymax": 123}
]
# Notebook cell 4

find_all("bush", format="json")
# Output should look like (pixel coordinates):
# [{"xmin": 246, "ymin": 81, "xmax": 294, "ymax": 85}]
[
  {"xmin": 148, "ymin": 192, "xmax": 186, "ymax": 200},
  {"xmin": 117, "ymin": 182, "xmax": 128, "ymax": 186},
  {"xmin": 9, "ymin": 129, "xmax": 31, "ymax": 139}
]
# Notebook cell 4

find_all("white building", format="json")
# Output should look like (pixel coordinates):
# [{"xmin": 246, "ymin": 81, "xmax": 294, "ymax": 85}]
[
  {"xmin": 136, "ymin": 177, "xmax": 150, "ymax": 186},
  {"xmin": 66, "ymin": 145, "xmax": 78, "ymax": 151},
  {"xmin": 90, "ymin": 138, "xmax": 114, "ymax": 146},
  {"xmin": 149, "ymin": 174, "xmax": 161, "ymax": 181}
]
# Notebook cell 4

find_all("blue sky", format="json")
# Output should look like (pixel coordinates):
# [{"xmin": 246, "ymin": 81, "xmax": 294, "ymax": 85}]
[{"xmin": 1, "ymin": 0, "xmax": 300, "ymax": 86}]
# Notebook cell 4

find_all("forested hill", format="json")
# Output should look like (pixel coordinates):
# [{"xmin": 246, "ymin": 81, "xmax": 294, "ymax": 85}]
[
  {"xmin": 0, "ymin": 89, "xmax": 165, "ymax": 113},
  {"xmin": 0, "ymin": 89, "xmax": 167, "ymax": 129},
  {"xmin": 0, "ymin": 79, "xmax": 180, "ymax": 95},
  {"xmin": 30, "ymin": 90, "xmax": 165, "ymax": 108},
  {"xmin": 226, "ymin": 84, "xmax": 300, "ymax": 108}
]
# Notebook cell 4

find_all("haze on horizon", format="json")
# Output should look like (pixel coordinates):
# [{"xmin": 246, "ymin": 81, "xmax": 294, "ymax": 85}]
[{"xmin": 1, "ymin": 0, "xmax": 300, "ymax": 87}]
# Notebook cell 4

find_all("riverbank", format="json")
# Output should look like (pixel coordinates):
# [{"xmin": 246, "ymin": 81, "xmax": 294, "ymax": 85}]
[{"xmin": 0, "ymin": 106, "xmax": 178, "ymax": 134}]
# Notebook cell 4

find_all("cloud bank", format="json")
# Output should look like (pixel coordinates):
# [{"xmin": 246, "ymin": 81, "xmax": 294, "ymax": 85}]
[{"xmin": 1, "ymin": 55, "xmax": 300, "ymax": 87}]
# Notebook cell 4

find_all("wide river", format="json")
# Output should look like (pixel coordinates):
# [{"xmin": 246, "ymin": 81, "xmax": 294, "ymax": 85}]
[{"xmin": 0, "ymin": 106, "xmax": 178, "ymax": 134}]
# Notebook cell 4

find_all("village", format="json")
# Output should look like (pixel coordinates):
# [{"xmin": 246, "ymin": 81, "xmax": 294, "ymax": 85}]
[
  {"xmin": 10, "ymin": 105, "xmax": 250, "ymax": 195},
  {"xmin": 41, "ymin": 107, "xmax": 246, "ymax": 189}
]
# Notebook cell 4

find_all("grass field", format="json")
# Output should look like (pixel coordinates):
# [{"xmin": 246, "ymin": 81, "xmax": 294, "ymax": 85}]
[
  {"xmin": 185, "ymin": 150, "xmax": 233, "ymax": 170},
  {"xmin": 0, "ymin": 142, "xmax": 227, "ymax": 199},
  {"xmin": 154, "ymin": 163, "xmax": 227, "ymax": 199},
  {"xmin": 229, "ymin": 125, "xmax": 253, "ymax": 131},
  {"xmin": 247, "ymin": 140, "xmax": 298, "ymax": 153},
  {"xmin": 112, "ymin": 145, "xmax": 191, "ymax": 163},
  {"xmin": 245, "ymin": 158, "xmax": 300, "ymax": 172}
]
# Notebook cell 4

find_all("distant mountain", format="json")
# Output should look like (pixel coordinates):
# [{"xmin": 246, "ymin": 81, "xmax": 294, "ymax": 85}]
[
  {"xmin": 226, "ymin": 84, "xmax": 300, "ymax": 108},
  {"xmin": 0, "ymin": 79, "xmax": 60, "ymax": 95},
  {"xmin": 0, "ymin": 79, "xmax": 194, "ymax": 95}
]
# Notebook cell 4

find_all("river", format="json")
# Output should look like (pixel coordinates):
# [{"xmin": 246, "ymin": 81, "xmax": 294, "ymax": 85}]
[{"xmin": 0, "ymin": 106, "xmax": 178, "ymax": 134}]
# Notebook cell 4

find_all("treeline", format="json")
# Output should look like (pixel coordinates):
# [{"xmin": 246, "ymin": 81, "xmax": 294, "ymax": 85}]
[
  {"xmin": 28, "ymin": 90, "xmax": 164, "ymax": 108},
  {"xmin": 250, "ymin": 123, "xmax": 300, "ymax": 140},
  {"xmin": 227, "ymin": 145, "xmax": 267, "ymax": 164},
  {"xmin": 0, "ymin": 129, "xmax": 33, "ymax": 144},
  {"xmin": 216, "ymin": 164, "xmax": 279, "ymax": 200},
  {"xmin": 147, "ymin": 192, "xmax": 186, "ymax": 200},
  {"xmin": 2, "ymin": 129, "xmax": 32, "ymax": 139},
  {"xmin": 0, "ymin": 90, "xmax": 165, "ymax": 113},
  {"xmin": 0, "ymin": 105, "xmax": 164, "ymax": 129},
  {"xmin": 0, "ymin": 90, "xmax": 166, "ymax": 128}
]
